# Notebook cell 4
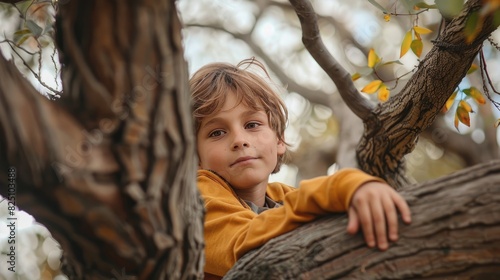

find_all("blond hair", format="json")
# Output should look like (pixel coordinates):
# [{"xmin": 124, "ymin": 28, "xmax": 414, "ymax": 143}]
[{"xmin": 190, "ymin": 58, "xmax": 289, "ymax": 173}]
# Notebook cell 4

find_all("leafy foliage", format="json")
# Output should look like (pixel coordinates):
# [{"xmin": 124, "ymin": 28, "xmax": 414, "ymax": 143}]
[
  {"xmin": 0, "ymin": 0, "xmax": 60, "ymax": 98},
  {"xmin": 359, "ymin": 0, "xmax": 499, "ymax": 128}
]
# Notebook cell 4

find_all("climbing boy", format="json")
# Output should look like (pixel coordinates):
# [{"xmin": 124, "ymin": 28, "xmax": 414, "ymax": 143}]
[{"xmin": 190, "ymin": 58, "xmax": 412, "ymax": 279}]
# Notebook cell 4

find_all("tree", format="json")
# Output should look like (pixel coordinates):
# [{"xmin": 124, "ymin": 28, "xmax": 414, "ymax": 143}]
[
  {"xmin": 0, "ymin": 0, "xmax": 499, "ymax": 279},
  {"xmin": 1, "ymin": 0, "xmax": 203, "ymax": 279}
]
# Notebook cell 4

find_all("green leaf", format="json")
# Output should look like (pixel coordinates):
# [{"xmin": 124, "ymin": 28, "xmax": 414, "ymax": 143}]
[
  {"xmin": 368, "ymin": 0, "xmax": 388, "ymax": 13},
  {"xmin": 494, "ymin": 10, "xmax": 500, "ymax": 28},
  {"xmin": 411, "ymin": 39, "xmax": 423, "ymax": 57},
  {"xmin": 26, "ymin": 20, "xmax": 43, "ymax": 38},
  {"xmin": 464, "ymin": 11, "xmax": 481, "ymax": 43},
  {"xmin": 463, "ymin": 87, "xmax": 486, "ymax": 104},
  {"xmin": 456, "ymin": 105, "xmax": 470, "ymax": 127},
  {"xmin": 435, "ymin": 0, "xmax": 464, "ymax": 18},
  {"xmin": 401, "ymin": 0, "xmax": 424, "ymax": 13},
  {"xmin": 414, "ymin": 2, "xmax": 437, "ymax": 9},
  {"xmin": 16, "ymin": 35, "xmax": 30, "ymax": 46},
  {"xmin": 14, "ymin": 29, "xmax": 31, "ymax": 36}
]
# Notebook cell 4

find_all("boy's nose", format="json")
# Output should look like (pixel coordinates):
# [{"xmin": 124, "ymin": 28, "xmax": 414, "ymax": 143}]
[
  {"xmin": 231, "ymin": 132, "xmax": 250, "ymax": 150},
  {"xmin": 232, "ymin": 142, "xmax": 249, "ymax": 150}
]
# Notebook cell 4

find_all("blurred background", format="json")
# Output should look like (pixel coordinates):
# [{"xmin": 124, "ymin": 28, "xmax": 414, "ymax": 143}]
[{"xmin": 1, "ymin": 0, "xmax": 499, "ymax": 279}]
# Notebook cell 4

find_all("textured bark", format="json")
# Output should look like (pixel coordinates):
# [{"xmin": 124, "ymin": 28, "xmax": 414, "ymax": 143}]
[
  {"xmin": 356, "ymin": 0, "xmax": 499, "ymax": 187},
  {"xmin": 288, "ymin": 0, "xmax": 498, "ymax": 187},
  {"xmin": 0, "ymin": 0, "xmax": 204, "ymax": 279},
  {"xmin": 224, "ymin": 160, "xmax": 500, "ymax": 279}
]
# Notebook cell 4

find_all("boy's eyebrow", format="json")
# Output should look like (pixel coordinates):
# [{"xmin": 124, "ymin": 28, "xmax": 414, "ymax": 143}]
[
  {"xmin": 201, "ymin": 110, "xmax": 266, "ymax": 129},
  {"xmin": 201, "ymin": 117, "xmax": 224, "ymax": 129}
]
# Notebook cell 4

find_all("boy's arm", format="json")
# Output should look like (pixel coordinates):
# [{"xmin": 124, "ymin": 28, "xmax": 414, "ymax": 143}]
[{"xmin": 198, "ymin": 168, "xmax": 382, "ymax": 277}]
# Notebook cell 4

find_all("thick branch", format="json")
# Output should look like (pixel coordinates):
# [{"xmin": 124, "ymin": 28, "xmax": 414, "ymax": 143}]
[{"xmin": 224, "ymin": 159, "xmax": 500, "ymax": 279}]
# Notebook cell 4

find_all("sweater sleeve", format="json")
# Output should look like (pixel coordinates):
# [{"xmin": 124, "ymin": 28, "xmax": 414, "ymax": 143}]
[{"xmin": 198, "ymin": 168, "xmax": 384, "ymax": 277}]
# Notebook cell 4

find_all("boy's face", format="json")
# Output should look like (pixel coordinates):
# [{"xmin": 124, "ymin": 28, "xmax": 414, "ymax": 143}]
[{"xmin": 197, "ymin": 93, "xmax": 286, "ymax": 192}]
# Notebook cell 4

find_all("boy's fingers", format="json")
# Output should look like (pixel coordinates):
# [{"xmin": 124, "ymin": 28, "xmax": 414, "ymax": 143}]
[
  {"xmin": 346, "ymin": 207, "xmax": 360, "ymax": 235},
  {"xmin": 371, "ymin": 199, "xmax": 388, "ymax": 250},
  {"xmin": 383, "ymin": 195, "xmax": 398, "ymax": 242},
  {"xmin": 357, "ymin": 203, "xmax": 375, "ymax": 248},
  {"xmin": 393, "ymin": 192, "xmax": 412, "ymax": 224}
]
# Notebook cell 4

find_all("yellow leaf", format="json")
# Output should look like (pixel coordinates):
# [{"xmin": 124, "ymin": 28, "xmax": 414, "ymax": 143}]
[
  {"xmin": 454, "ymin": 113, "xmax": 459, "ymax": 130},
  {"xmin": 415, "ymin": 31, "xmax": 422, "ymax": 41},
  {"xmin": 467, "ymin": 63, "xmax": 478, "ymax": 74},
  {"xmin": 456, "ymin": 106, "xmax": 471, "ymax": 127},
  {"xmin": 470, "ymin": 87, "xmax": 486, "ymax": 104},
  {"xmin": 368, "ymin": 49, "xmax": 380, "ymax": 68},
  {"xmin": 16, "ymin": 35, "xmax": 31, "ymax": 46},
  {"xmin": 384, "ymin": 14, "xmax": 391, "ymax": 22},
  {"xmin": 361, "ymin": 80, "xmax": 382, "ymax": 94},
  {"xmin": 411, "ymin": 39, "xmax": 424, "ymax": 57},
  {"xmin": 413, "ymin": 26, "xmax": 433, "ymax": 35},
  {"xmin": 442, "ymin": 90, "xmax": 458, "ymax": 113},
  {"xmin": 378, "ymin": 84, "xmax": 390, "ymax": 102},
  {"xmin": 351, "ymin": 72, "xmax": 361, "ymax": 81},
  {"xmin": 459, "ymin": 100, "xmax": 473, "ymax": 113},
  {"xmin": 495, "ymin": 118, "xmax": 500, "ymax": 128},
  {"xmin": 400, "ymin": 30, "xmax": 412, "ymax": 58}
]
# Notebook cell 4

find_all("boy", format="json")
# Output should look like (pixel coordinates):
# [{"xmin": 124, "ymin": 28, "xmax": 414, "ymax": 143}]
[{"xmin": 190, "ymin": 58, "xmax": 411, "ymax": 279}]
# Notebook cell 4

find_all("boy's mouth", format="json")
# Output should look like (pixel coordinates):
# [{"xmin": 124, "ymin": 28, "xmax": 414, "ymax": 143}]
[{"xmin": 230, "ymin": 156, "xmax": 256, "ymax": 167}]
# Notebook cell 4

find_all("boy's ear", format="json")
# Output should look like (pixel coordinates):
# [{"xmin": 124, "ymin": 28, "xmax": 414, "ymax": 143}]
[{"xmin": 277, "ymin": 139, "xmax": 286, "ymax": 156}]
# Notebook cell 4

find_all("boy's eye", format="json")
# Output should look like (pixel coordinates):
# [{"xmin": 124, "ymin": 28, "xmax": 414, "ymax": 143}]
[
  {"xmin": 245, "ymin": 122, "xmax": 260, "ymax": 129},
  {"xmin": 209, "ymin": 130, "xmax": 225, "ymax": 138}
]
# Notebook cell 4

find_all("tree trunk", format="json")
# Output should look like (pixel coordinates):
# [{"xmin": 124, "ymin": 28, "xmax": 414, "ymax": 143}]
[
  {"xmin": 0, "ymin": 0, "xmax": 204, "ymax": 279},
  {"xmin": 224, "ymin": 159, "xmax": 500, "ymax": 279}
]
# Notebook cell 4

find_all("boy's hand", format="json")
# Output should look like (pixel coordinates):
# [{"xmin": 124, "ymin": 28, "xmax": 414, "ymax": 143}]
[{"xmin": 346, "ymin": 181, "xmax": 411, "ymax": 250}]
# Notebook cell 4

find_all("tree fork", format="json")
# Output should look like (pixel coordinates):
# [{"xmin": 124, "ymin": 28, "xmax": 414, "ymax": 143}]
[
  {"xmin": 225, "ymin": 159, "xmax": 500, "ymax": 279},
  {"xmin": 357, "ymin": 0, "xmax": 499, "ymax": 187}
]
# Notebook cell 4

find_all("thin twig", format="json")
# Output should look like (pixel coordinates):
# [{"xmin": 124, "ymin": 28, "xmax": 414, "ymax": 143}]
[
  {"xmin": 4, "ymin": 38, "xmax": 61, "ymax": 96},
  {"xmin": 480, "ymin": 49, "xmax": 500, "ymax": 112}
]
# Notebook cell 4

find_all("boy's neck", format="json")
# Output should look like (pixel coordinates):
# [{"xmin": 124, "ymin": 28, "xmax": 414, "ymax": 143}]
[{"xmin": 234, "ymin": 183, "xmax": 268, "ymax": 207}]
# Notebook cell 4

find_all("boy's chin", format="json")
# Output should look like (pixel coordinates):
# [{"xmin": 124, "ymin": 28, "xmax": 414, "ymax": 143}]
[{"xmin": 229, "ymin": 175, "xmax": 269, "ymax": 189}]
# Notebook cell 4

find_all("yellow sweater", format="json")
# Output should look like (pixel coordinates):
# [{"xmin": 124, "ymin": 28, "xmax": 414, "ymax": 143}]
[{"xmin": 197, "ymin": 168, "xmax": 384, "ymax": 279}]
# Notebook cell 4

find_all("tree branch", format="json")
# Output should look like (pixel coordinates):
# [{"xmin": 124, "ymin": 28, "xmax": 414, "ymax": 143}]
[
  {"xmin": 0, "ymin": 0, "xmax": 24, "ymax": 4},
  {"xmin": 288, "ymin": 0, "xmax": 375, "ymax": 121},
  {"xmin": 356, "ymin": 0, "xmax": 499, "ymax": 187},
  {"xmin": 225, "ymin": 159, "xmax": 500, "ymax": 279}
]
